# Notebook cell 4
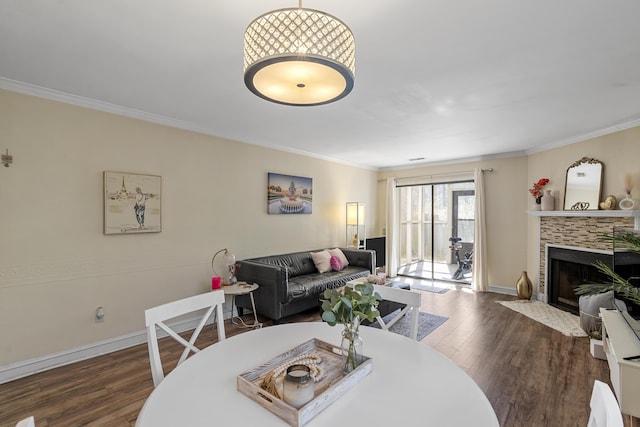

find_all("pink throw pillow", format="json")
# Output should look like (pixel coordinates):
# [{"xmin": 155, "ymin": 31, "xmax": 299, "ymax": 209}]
[{"xmin": 330, "ymin": 255, "xmax": 343, "ymax": 271}]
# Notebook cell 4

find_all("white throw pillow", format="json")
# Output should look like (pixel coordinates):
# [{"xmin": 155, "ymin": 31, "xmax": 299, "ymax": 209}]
[
  {"xmin": 310, "ymin": 250, "xmax": 332, "ymax": 273},
  {"xmin": 328, "ymin": 248, "xmax": 349, "ymax": 267}
]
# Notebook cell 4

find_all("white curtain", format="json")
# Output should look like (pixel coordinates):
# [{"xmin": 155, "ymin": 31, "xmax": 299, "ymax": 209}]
[
  {"xmin": 385, "ymin": 177, "xmax": 399, "ymax": 278},
  {"xmin": 472, "ymin": 168, "xmax": 489, "ymax": 291}
]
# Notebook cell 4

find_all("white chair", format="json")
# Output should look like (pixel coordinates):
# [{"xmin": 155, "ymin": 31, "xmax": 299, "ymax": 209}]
[
  {"xmin": 371, "ymin": 284, "xmax": 422, "ymax": 341},
  {"xmin": 15, "ymin": 416, "xmax": 35, "ymax": 427},
  {"xmin": 145, "ymin": 290, "xmax": 226, "ymax": 387},
  {"xmin": 587, "ymin": 380, "xmax": 623, "ymax": 427}
]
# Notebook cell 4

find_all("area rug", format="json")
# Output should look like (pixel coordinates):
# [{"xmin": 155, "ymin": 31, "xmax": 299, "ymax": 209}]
[
  {"xmin": 497, "ymin": 300, "xmax": 588, "ymax": 337},
  {"xmin": 400, "ymin": 281, "xmax": 449, "ymax": 294},
  {"xmin": 367, "ymin": 309, "xmax": 448, "ymax": 340}
]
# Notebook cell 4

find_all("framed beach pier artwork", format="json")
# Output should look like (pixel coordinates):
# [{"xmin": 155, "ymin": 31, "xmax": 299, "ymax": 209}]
[
  {"xmin": 267, "ymin": 173, "xmax": 313, "ymax": 214},
  {"xmin": 104, "ymin": 171, "xmax": 162, "ymax": 234}
]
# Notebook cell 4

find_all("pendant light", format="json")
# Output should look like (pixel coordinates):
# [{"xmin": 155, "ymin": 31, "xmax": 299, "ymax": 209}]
[{"xmin": 243, "ymin": 1, "xmax": 355, "ymax": 106}]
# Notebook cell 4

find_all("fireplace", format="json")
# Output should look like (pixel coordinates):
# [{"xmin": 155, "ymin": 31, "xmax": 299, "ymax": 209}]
[{"xmin": 546, "ymin": 246, "xmax": 612, "ymax": 314}]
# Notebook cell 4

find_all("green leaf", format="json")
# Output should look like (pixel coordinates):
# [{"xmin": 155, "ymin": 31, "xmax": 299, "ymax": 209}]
[
  {"xmin": 574, "ymin": 234, "xmax": 640, "ymax": 306},
  {"xmin": 322, "ymin": 311, "xmax": 337, "ymax": 325}
]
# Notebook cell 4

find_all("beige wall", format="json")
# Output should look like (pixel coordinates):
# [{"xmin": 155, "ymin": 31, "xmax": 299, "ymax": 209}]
[
  {"xmin": 378, "ymin": 156, "xmax": 529, "ymax": 290},
  {"xmin": 526, "ymin": 126, "xmax": 640, "ymax": 292},
  {"xmin": 0, "ymin": 89, "xmax": 378, "ymax": 366},
  {"xmin": 2, "ymin": 86, "xmax": 638, "ymax": 371}
]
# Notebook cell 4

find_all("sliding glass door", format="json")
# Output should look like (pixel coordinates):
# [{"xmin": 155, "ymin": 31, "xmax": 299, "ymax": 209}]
[{"xmin": 397, "ymin": 181, "xmax": 475, "ymax": 283}]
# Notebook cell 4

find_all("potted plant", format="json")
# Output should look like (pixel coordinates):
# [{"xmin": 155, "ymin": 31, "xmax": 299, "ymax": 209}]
[
  {"xmin": 321, "ymin": 283, "xmax": 381, "ymax": 372},
  {"xmin": 529, "ymin": 178, "xmax": 549, "ymax": 210},
  {"xmin": 575, "ymin": 232, "xmax": 640, "ymax": 306}
]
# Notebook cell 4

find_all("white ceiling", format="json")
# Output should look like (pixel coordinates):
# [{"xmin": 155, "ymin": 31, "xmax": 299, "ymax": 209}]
[{"xmin": 2, "ymin": 0, "xmax": 640, "ymax": 169}]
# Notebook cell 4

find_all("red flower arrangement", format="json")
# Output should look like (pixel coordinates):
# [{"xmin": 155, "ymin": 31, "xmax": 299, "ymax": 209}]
[{"xmin": 529, "ymin": 178, "xmax": 550, "ymax": 204}]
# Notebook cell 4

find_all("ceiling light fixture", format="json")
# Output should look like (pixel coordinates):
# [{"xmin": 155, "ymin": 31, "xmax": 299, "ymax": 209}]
[{"xmin": 243, "ymin": 1, "xmax": 355, "ymax": 106}]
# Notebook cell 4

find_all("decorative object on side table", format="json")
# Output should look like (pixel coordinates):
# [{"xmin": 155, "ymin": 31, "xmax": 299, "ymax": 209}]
[
  {"xmin": 211, "ymin": 248, "xmax": 237, "ymax": 284},
  {"xmin": 529, "ymin": 178, "xmax": 549, "ymax": 211},
  {"xmin": 321, "ymin": 283, "xmax": 380, "ymax": 373},
  {"xmin": 515, "ymin": 271, "xmax": 533, "ymax": 300}
]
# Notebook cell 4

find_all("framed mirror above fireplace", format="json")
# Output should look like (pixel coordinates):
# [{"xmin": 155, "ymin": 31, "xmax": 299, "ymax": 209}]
[{"xmin": 563, "ymin": 157, "xmax": 603, "ymax": 210}]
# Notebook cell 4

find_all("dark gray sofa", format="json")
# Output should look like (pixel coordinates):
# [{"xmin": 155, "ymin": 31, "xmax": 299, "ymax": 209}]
[{"xmin": 235, "ymin": 248, "xmax": 376, "ymax": 323}]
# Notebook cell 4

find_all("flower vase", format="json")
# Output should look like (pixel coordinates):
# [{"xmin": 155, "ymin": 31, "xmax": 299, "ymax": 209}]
[
  {"xmin": 531, "ymin": 202, "xmax": 541, "ymax": 211},
  {"xmin": 341, "ymin": 327, "xmax": 363, "ymax": 373},
  {"xmin": 619, "ymin": 194, "xmax": 636, "ymax": 210},
  {"xmin": 541, "ymin": 190, "xmax": 554, "ymax": 211},
  {"xmin": 516, "ymin": 271, "xmax": 533, "ymax": 300}
]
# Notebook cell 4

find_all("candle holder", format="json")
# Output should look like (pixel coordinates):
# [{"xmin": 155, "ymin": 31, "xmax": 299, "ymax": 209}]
[{"xmin": 283, "ymin": 365, "xmax": 314, "ymax": 409}]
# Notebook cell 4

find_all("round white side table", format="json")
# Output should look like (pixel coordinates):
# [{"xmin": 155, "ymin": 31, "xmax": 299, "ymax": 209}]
[{"xmin": 223, "ymin": 282, "xmax": 262, "ymax": 329}]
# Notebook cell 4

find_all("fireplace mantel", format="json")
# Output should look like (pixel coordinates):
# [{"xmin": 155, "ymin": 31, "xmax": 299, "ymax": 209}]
[
  {"xmin": 528, "ymin": 210, "xmax": 640, "ymax": 228},
  {"xmin": 527, "ymin": 210, "xmax": 640, "ymax": 218}
]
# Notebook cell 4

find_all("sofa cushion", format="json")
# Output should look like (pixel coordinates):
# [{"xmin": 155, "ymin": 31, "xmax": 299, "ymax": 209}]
[
  {"xmin": 328, "ymin": 248, "xmax": 349, "ymax": 267},
  {"xmin": 310, "ymin": 250, "xmax": 332, "ymax": 273},
  {"xmin": 287, "ymin": 266, "xmax": 369, "ymax": 301},
  {"xmin": 330, "ymin": 255, "xmax": 344, "ymax": 271}
]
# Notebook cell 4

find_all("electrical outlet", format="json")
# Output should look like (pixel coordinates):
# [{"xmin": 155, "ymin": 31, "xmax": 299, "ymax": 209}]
[{"xmin": 95, "ymin": 306, "xmax": 105, "ymax": 323}]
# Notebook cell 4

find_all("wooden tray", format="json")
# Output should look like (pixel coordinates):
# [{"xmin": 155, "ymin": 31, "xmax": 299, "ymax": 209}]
[{"xmin": 237, "ymin": 338, "xmax": 372, "ymax": 426}]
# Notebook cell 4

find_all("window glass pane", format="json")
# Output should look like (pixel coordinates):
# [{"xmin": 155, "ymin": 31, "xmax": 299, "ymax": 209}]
[
  {"xmin": 397, "ymin": 180, "xmax": 475, "ymax": 283},
  {"xmin": 410, "ymin": 187, "xmax": 420, "ymax": 222}
]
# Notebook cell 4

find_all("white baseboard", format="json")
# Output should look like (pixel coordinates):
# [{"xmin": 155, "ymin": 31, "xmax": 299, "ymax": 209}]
[
  {"xmin": 0, "ymin": 310, "xmax": 239, "ymax": 384},
  {"xmin": 488, "ymin": 285, "xmax": 517, "ymax": 296},
  {"xmin": 489, "ymin": 285, "xmax": 545, "ymax": 302}
]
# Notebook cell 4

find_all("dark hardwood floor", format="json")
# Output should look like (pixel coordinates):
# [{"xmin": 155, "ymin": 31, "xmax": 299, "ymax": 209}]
[{"xmin": 0, "ymin": 288, "xmax": 617, "ymax": 427}]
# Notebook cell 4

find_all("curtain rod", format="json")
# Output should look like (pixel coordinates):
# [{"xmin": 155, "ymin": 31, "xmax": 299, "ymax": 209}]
[{"xmin": 377, "ymin": 168, "xmax": 493, "ymax": 183}]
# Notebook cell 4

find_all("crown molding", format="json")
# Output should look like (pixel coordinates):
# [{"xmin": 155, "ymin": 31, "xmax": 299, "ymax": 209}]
[
  {"xmin": 0, "ymin": 77, "xmax": 216, "ymax": 134},
  {"xmin": 526, "ymin": 118, "xmax": 640, "ymax": 155},
  {"xmin": 3, "ymin": 76, "xmax": 638, "ymax": 172},
  {"xmin": 0, "ymin": 77, "xmax": 375, "ymax": 170}
]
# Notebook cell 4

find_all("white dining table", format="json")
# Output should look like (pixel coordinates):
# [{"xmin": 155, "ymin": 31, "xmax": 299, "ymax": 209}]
[{"xmin": 135, "ymin": 322, "xmax": 499, "ymax": 426}]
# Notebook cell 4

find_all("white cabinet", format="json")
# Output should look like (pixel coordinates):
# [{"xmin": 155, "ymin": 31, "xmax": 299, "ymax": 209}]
[{"xmin": 601, "ymin": 308, "xmax": 640, "ymax": 423}]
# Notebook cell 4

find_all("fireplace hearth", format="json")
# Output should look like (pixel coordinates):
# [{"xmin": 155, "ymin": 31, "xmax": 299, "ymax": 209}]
[{"xmin": 546, "ymin": 246, "xmax": 612, "ymax": 314}]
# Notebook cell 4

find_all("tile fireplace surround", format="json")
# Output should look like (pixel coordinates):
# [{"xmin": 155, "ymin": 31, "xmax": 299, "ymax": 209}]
[{"xmin": 529, "ymin": 211, "xmax": 640, "ymax": 298}]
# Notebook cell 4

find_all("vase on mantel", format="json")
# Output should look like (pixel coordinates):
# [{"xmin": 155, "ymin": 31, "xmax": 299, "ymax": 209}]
[
  {"xmin": 619, "ymin": 194, "xmax": 636, "ymax": 210},
  {"xmin": 516, "ymin": 271, "xmax": 533, "ymax": 300},
  {"xmin": 540, "ymin": 190, "xmax": 555, "ymax": 211},
  {"xmin": 531, "ymin": 202, "xmax": 541, "ymax": 211}
]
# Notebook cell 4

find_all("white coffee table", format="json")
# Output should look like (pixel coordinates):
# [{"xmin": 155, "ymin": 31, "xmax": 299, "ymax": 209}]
[{"xmin": 223, "ymin": 282, "xmax": 262, "ymax": 329}]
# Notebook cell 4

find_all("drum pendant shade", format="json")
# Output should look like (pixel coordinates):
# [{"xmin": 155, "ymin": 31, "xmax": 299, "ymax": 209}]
[{"xmin": 243, "ymin": 6, "xmax": 355, "ymax": 106}]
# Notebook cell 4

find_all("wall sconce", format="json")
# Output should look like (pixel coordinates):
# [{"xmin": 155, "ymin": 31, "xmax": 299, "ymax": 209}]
[
  {"xmin": 1, "ymin": 149, "xmax": 12, "ymax": 167},
  {"xmin": 211, "ymin": 248, "xmax": 237, "ymax": 284},
  {"xmin": 346, "ymin": 202, "xmax": 365, "ymax": 249}
]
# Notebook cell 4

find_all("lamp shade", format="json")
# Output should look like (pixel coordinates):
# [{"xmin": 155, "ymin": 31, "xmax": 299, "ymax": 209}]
[
  {"xmin": 222, "ymin": 251, "xmax": 236, "ymax": 267},
  {"xmin": 212, "ymin": 248, "xmax": 237, "ymax": 284},
  {"xmin": 346, "ymin": 202, "xmax": 364, "ymax": 226},
  {"xmin": 243, "ymin": 6, "xmax": 355, "ymax": 106}
]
